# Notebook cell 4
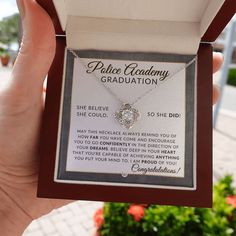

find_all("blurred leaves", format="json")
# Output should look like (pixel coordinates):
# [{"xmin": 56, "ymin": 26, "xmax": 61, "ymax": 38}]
[
  {"xmin": 99, "ymin": 176, "xmax": 236, "ymax": 236},
  {"xmin": 228, "ymin": 68, "xmax": 236, "ymax": 87},
  {"xmin": 0, "ymin": 13, "xmax": 20, "ymax": 46}
]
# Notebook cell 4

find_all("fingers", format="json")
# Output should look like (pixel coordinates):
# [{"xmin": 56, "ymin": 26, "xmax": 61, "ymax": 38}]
[
  {"xmin": 11, "ymin": 0, "xmax": 55, "ymax": 96},
  {"xmin": 213, "ymin": 52, "xmax": 223, "ymax": 74},
  {"xmin": 212, "ymin": 52, "xmax": 223, "ymax": 104}
]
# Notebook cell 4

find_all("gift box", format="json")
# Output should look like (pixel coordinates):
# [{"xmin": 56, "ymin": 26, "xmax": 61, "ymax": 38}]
[{"xmin": 37, "ymin": 0, "xmax": 236, "ymax": 207}]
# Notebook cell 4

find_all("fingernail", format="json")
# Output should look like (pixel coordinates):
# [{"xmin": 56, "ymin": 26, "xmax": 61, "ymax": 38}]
[
  {"xmin": 17, "ymin": 0, "xmax": 25, "ymax": 20},
  {"xmin": 214, "ymin": 51, "xmax": 224, "ymax": 58}
]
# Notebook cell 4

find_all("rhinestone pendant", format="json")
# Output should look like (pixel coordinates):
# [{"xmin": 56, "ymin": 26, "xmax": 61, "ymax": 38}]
[{"xmin": 115, "ymin": 104, "xmax": 141, "ymax": 129}]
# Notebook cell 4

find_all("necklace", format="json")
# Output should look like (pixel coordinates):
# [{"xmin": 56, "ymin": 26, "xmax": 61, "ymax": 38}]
[{"xmin": 69, "ymin": 49, "xmax": 196, "ymax": 129}]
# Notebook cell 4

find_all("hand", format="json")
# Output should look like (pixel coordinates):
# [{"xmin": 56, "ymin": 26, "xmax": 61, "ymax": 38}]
[
  {"xmin": 0, "ymin": 1, "xmax": 70, "ymax": 235},
  {"xmin": 0, "ymin": 0, "xmax": 223, "ymax": 235}
]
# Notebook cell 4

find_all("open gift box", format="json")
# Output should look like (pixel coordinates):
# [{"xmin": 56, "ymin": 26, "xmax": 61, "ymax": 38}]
[{"xmin": 36, "ymin": 0, "xmax": 236, "ymax": 207}]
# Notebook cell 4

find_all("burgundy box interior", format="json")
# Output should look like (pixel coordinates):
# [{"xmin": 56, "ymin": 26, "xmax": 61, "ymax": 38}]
[{"xmin": 36, "ymin": 0, "xmax": 236, "ymax": 207}]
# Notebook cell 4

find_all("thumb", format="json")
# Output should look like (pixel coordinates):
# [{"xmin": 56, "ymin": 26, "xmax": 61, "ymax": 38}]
[{"xmin": 12, "ymin": 0, "xmax": 55, "ymax": 95}]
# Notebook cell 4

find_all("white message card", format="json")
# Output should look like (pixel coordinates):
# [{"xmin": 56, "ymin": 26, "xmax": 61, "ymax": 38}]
[{"xmin": 55, "ymin": 50, "xmax": 196, "ymax": 190}]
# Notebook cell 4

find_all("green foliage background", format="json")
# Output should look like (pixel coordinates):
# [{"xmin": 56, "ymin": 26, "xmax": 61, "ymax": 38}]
[
  {"xmin": 0, "ymin": 13, "xmax": 20, "ymax": 46},
  {"xmin": 228, "ymin": 69, "xmax": 236, "ymax": 87},
  {"xmin": 100, "ymin": 176, "xmax": 236, "ymax": 236}
]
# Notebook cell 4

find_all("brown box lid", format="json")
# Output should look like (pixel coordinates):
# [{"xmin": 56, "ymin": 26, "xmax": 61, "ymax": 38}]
[{"xmin": 202, "ymin": 0, "xmax": 236, "ymax": 42}]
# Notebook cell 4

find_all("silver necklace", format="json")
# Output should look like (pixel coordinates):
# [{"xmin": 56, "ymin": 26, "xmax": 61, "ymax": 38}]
[{"xmin": 69, "ymin": 49, "xmax": 196, "ymax": 129}]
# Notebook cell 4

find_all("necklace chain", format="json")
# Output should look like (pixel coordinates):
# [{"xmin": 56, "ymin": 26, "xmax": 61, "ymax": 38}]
[{"xmin": 69, "ymin": 49, "xmax": 196, "ymax": 106}]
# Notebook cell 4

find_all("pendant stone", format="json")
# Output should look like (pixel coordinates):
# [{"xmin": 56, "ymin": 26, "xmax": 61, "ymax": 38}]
[{"xmin": 115, "ymin": 104, "xmax": 140, "ymax": 129}]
